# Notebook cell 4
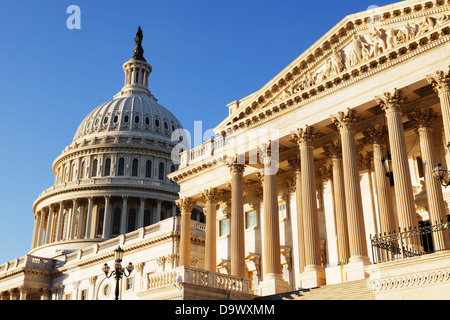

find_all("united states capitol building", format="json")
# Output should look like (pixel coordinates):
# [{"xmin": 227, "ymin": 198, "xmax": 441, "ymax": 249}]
[{"xmin": 2, "ymin": 0, "xmax": 450, "ymax": 300}]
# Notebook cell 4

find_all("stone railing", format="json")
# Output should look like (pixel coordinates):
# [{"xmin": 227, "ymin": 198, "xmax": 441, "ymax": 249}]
[
  {"xmin": 0, "ymin": 254, "xmax": 54, "ymax": 273},
  {"xmin": 147, "ymin": 266, "xmax": 251, "ymax": 294}
]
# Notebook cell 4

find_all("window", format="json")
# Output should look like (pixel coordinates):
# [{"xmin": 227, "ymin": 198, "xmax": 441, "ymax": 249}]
[
  {"xmin": 96, "ymin": 208, "xmax": 104, "ymax": 236},
  {"xmin": 145, "ymin": 160, "xmax": 152, "ymax": 178},
  {"xmin": 145, "ymin": 117, "xmax": 150, "ymax": 125},
  {"xmin": 113, "ymin": 115, "xmax": 118, "ymax": 123},
  {"xmin": 219, "ymin": 219, "xmax": 230, "ymax": 237},
  {"xmin": 246, "ymin": 211, "xmax": 257, "ymax": 229},
  {"xmin": 103, "ymin": 116, "xmax": 109, "ymax": 124},
  {"xmin": 71, "ymin": 163, "xmax": 76, "ymax": 181},
  {"xmin": 124, "ymin": 115, "xmax": 129, "ymax": 123},
  {"xmin": 144, "ymin": 209, "xmax": 151, "ymax": 226},
  {"xmin": 81, "ymin": 289, "xmax": 88, "ymax": 300},
  {"xmin": 132, "ymin": 158, "xmax": 139, "ymax": 176},
  {"xmin": 155, "ymin": 119, "xmax": 160, "ymax": 127},
  {"xmin": 126, "ymin": 277, "xmax": 134, "ymax": 291},
  {"xmin": 118, "ymin": 158, "xmax": 125, "ymax": 176},
  {"xmin": 104, "ymin": 158, "xmax": 111, "ymax": 176},
  {"xmin": 164, "ymin": 121, "xmax": 168, "ymax": 130},
  {"xmin": 111, "ymin": 207, "xmax": 121, "ymax": 235},
  {"xmin": 127, "ymin": 208, "xmax": 136, "ymax": 233},
  {"xmin": 91, "ymin": 159, "xmax": 98, "ymax": 177},
  {"xmin": 65, "ymin": 293, "xmax": 72, "ymax": 300},
  {"xmin": 135, "ymin": 115, "xmax": 139, "ymax": 123},
  {"xmin": 80, "ymin": 161, "xmax": 85, "ymax": 178},
  {"xmin": 278, "ymin": 201, "xmax": 287, "ymax": 219},
  {"xmin": 158, "ymin": 162, "xmax": 165, "ymax": 180}
]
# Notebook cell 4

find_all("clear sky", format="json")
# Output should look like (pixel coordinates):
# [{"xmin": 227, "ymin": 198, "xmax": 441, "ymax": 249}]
[{"xmin": 0, "ymin": 0, "xmax": 397, "ymax": 264}]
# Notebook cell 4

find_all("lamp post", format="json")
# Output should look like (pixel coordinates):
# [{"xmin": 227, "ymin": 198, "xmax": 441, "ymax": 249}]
[
  {"xmin": 432, "ymin": 143, "xmax": 450, "ymax": 188},
  {"xmin": 382, "ymin": 150, "xmax": 394, "ymax": 186},
  {"xmin": 102, "ymin": 246, "xmax": 134, "ymax": 300}
]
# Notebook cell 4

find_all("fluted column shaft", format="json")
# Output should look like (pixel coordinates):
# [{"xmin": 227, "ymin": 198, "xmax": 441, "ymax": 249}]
[
  {"xmin": 56, "ymin": 202, "xmax": 64, "ymax": 241},
  {"xmin": 376, "ymin": 89, "xmax": 418, "ymax": 231},
  {"xmin": 45, "ymin": 206, "xmax": 54, "ymax": 244},
  {"xmin": 85, "ymin": 197, "xmax": 94, "ymax": 239},
  {"xmin": 176, "ymin": 197, "xmax": 196, "ymax": 266},
  {"xmin": 69, "ymin": 199, "xmax": 78, "ymax": 240},
  {"xmin": 261, "ymin": 162, "xmax": 282, "ymax": 276},
  {"xmin": 102, "ymin": 196, "xmax": 111, "ymax": 239},
  {"xmin": 120, "ymin": 196, "xmax": 128, "ymax": 234},
  {"xmin": 288, "ymin": 157, "xmax": 306, "ymax": 273},
  {"xmin": 427, "ymin": 68, "xmax": 450, "ymax": 142},
  {"xmin": 292, "ymin": 126, "xmax": 322, "ymax": 271},
  {"xmin": 202, "ymin": 188, "xmax": 221, "ymax": 272},
  {"xmin": 228, "ymin": 163, "xmax": 246, "ymax": 277},
  {"xmin": 409, "ymin": 108, "xmax": 450, "ymax": 249}
]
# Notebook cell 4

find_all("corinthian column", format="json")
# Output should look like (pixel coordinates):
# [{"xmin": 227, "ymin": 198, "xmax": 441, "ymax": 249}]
[
  {"xmin": 427, "ymin": 67, "xmax": 450, "ymax": 143},
  {"xmin": 323, "ymin": 140, "xmax": 350, "ymax": 264},
  {"xmin": 292, "ymin": 125, "xmax": 325, "ymax": 287},
  {"xmin": 201, "ymin": 188, "xmax": 222, "ymax": 272},
  {"xmin": 408, "ymin": 108, "xmax": 450, "ymax": 249},
  {"xmin": 288, "ymin": 156, "xmax": 305, "ymax": 273},
  {"xmin": 363, "ymin": 125, "xmax": 396, "ymax": 234},
  {"xmin": 331, "ymin": 109, "xmax": 370, "ymax": 265},
  {"xmin": 175, "ymin": 197, "xmax": 196, "ymax": 266},
  {"xmin": 227, "ymin": 161, "xmax": 246, "ymax": 277},
  {"xmin": 376, "ymin": 89, "xmax": 419, "ymax": 231}
]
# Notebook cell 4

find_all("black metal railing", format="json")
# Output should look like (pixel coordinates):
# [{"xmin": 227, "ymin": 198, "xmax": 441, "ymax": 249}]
[{"xmin": 370, "ymin": 220, "xmax": 450, "ymax": 264}]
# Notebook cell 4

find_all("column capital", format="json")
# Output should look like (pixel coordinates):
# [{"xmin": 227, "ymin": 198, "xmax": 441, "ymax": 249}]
[
  {"xmin": 426, "ymin": 66, "xmax": 450, "ymax": 95},
  {"xmin": 323, "ymin": 140, "xmax": 342, "ymax": 158},
  {"xmin": 375, "ymin": 88, "xmax": 408, "ymax": 114},
  {"xmin": 407, "ymin": 107, "xmax": 438, "ymax": 129},
  {"xmin": 201, "ymin": 188, "xmax": 222, "ymax": 204},
  {"xmin": 288, "ymin": 155, "xmax": 301, "ymax": 173},
  {"xmin": 175, "ymin": 197, "xmax": 196, "ymax": 213},
  {"xmin": 291, "ymin": 125, "xmax": 320, "ymax": 147},
  {"xmin": 331, "ymin": 108, "xmax": 361, "ymax": 131},
  {"xmin": 363, "ymin": 124, "xmax": 388, "ymax": 145},
  {"xmin": 319, "ymin": 164, "xmax": 333, "ymax": 182},
  {"xmin": 227, "ymin": 162, "xmax": 246, "ymax": 175}
]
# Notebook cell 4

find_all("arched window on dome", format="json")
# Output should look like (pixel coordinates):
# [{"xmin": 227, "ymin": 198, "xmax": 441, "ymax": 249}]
[
  {"xmin": 71, "ymin": 163, "xmax": 77, "ymax": 181},
  {"xmin": 144, "ymin": 209, "xmax": 151, "ymax": 227},
  {"xmin": 145, "ymin": 160, "xmax": 152, "ymax": 178},
  {"xmin": 158, "ymin": 162, "xmax": 165, "ymax": 181},
  {"xmin": 127, "ymin": 208, "xmax": 137, "ymax": 233},
  {"xmin": 104, "ymin": 158, "xmax": 111, "ymax": 176},
  {"xmin": 132, "ymin": 158, "xmax": 139, "ymax": 177},
  {"xmin": 135, "ymin": 115, "xmax": 139, "ymax": 124},
  {"xmin": 111, "ymin": 207, "xmax": 121, "ymax": 235},
  {"xmin": 145, "ymin": 117, "xmax": 150, "ymax": 125},
  {"xmin": 91, "ymin": 159, "xmax": 98, "ymax": 177},
  {"xmin": 124, "ymin": 115, "xmax": 129, "ymax": 123},
  {"xmin": 118, "ymin": 158, "xmax": 125, "ymax": 176}
]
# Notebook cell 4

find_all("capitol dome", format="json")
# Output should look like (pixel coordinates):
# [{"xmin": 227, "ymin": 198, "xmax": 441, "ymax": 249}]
[{"xmin": 29, "ymin": 27, "xmax": 195, "ymax": 259}]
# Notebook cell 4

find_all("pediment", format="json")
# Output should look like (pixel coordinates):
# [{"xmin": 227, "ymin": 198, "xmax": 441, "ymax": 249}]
[{"xmin": 215, "ymin": 0, "xmax": 450, "ymax": 135}]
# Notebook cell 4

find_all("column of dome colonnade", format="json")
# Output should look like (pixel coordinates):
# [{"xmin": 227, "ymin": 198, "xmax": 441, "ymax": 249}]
[
  {"xmin": 331, "ymin": 109, "xmax": 371, "ymax": 272},
  {"xmin": 292, "ymin": 125, "xmax": 326, "ymax": 287},
  {"xmin": 30, "ymin": 196, "xmax": 176, "ymax": 252},
  {"xmin": 375, "ymin": 89, "xmax": 419, "ymax": 233}
]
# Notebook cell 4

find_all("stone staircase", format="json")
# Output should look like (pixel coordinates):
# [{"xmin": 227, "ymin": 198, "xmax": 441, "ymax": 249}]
[{"xmin": 256, "ymin": 279, "xmax": 376, "ymax": 300}]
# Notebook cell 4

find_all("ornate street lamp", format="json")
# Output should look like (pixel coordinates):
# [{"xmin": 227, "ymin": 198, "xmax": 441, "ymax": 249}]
[
  {"xmin": 432, "ymin": 143, "xmax": 450, "ymax": 188},
  {"xmin": 102, "ymin": 246, "xmax": 134, "ymax": 300},
  {"xmin": 382, "ymin": 150, "xmax": 394, "ymax": 186}
]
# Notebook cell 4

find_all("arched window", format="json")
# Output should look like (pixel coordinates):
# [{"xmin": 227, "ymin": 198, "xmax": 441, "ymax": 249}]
[
  {"xmin": 145, "ymin": 160, "xmax": 152, "ymax": 178},
  {"xmin": 92, "ymin": 159, "xmax": 98, "ymax": 177},
  {"xmin": 124, "ymin": 115, "xmax": 129, "ymax": 123},
  {"xmin": 71, "ymin": 163, "xmax": 77, "ymax": 181},
  {"xmin": 111, "ymin": 207, "xmax": 121, "ymax": 235},
  {"xmin": 127, "ymin": 208, "xmax": 137, "ymax": 233},
  {"xmin": 132, "ymin": 158, "xmax": 139, "ymax": 177},
  {"xmin": 144, "ymin": 209, "xmax": 151, "ymax": 227},
  {"xmin": 158, "ymin": 162, "xmax": 165, "ymax": 181},
  {"xmin": 104, "ymin": 158, "xmax": 111, "ymax": 176},
  {"xmin": 135, "ymin": 115, "xmax": 139, "ymax": 124},
  {"xmin": 118, "ymin": 158, "xmax": 125, "ymax": 176},
  {"xmin": 96, "ymin": 208, "xmax": 105, "ymax": 236}
]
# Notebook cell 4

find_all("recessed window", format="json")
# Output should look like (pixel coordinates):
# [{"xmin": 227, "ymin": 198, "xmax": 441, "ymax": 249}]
[
  {"xmin": 103, "ymin": 284, "xmax": 110, "ymax": 297},
  {"xmin": 158, "ymin": 162, "xmax": 165, "ymax": 180},
  {"xmin": 91, "ymin": 159, "xmax": 98, "ymax": 177},
  {"xmin": 104, "ymin": 158, "xmax": 111, "ymax": 176},
  {"xmin": 164, "ymin": 122, "xmax": 168, "ymax": 130},
  {"xmin": 112, "ymin": 207, "xmax": 121, "ymax": 235},
  {"xmin": 246, "ymin": 211, "xmax": 257, "ymax": 229},
  {"xmin": 95, "ymin": 118, "xmax": 99, "ymax": 126},
  {"xmin": 103, "ymin": 116, "xmax": 109, "ymax": 124},
  {"xmin": 155, "ymin": 119, "xmax": 160, "ymax": 127},
  {"xmin": 113, "ymin": 115, "xmax": 118, "ymax": 123},
  {"xmin": 145, "ymin": 160, "xmax": 152, "ymax": 178},
  {"xmin": 118, "ymin": 158, "xmax": 125, "ymax": 176},
  {"xmin": 124, "ymin": 115, "xmax": 129, "ymax": 123},
  {"xmin": 220, "ymin": 219, "xmax": 230, "ymax": 237},
  {"xmin": 127, "ymin": 208, "xmax": 137, "ymax": 233},
  {"xmin": 145, "ymin": 117, "xmax": 150, "ymax": 125},
  {"xmin": 132, "ymin": 158, "xmax": 139, "ymax": 176},
  {"xmin": 135, "ymin": 115, "xmax": 139, "ymax": 123}
]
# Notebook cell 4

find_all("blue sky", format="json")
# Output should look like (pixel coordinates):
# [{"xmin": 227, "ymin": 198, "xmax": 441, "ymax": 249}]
[{"xmin": 0, "ymin": 0, "xmax": 397, "ymax": 264}]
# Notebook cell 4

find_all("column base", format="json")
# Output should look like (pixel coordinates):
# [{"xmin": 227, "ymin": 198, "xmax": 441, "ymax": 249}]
[
  {"xmin": 343, "ymin": 257, "xmax": 371, "ymax": 282},
  {"xmin": 259, "ymin": 273, "xmax": 290, "ymax": 296},
  {"xmin": 301, "ymin": 265, "xmax": 326, "ymax": 288}
]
